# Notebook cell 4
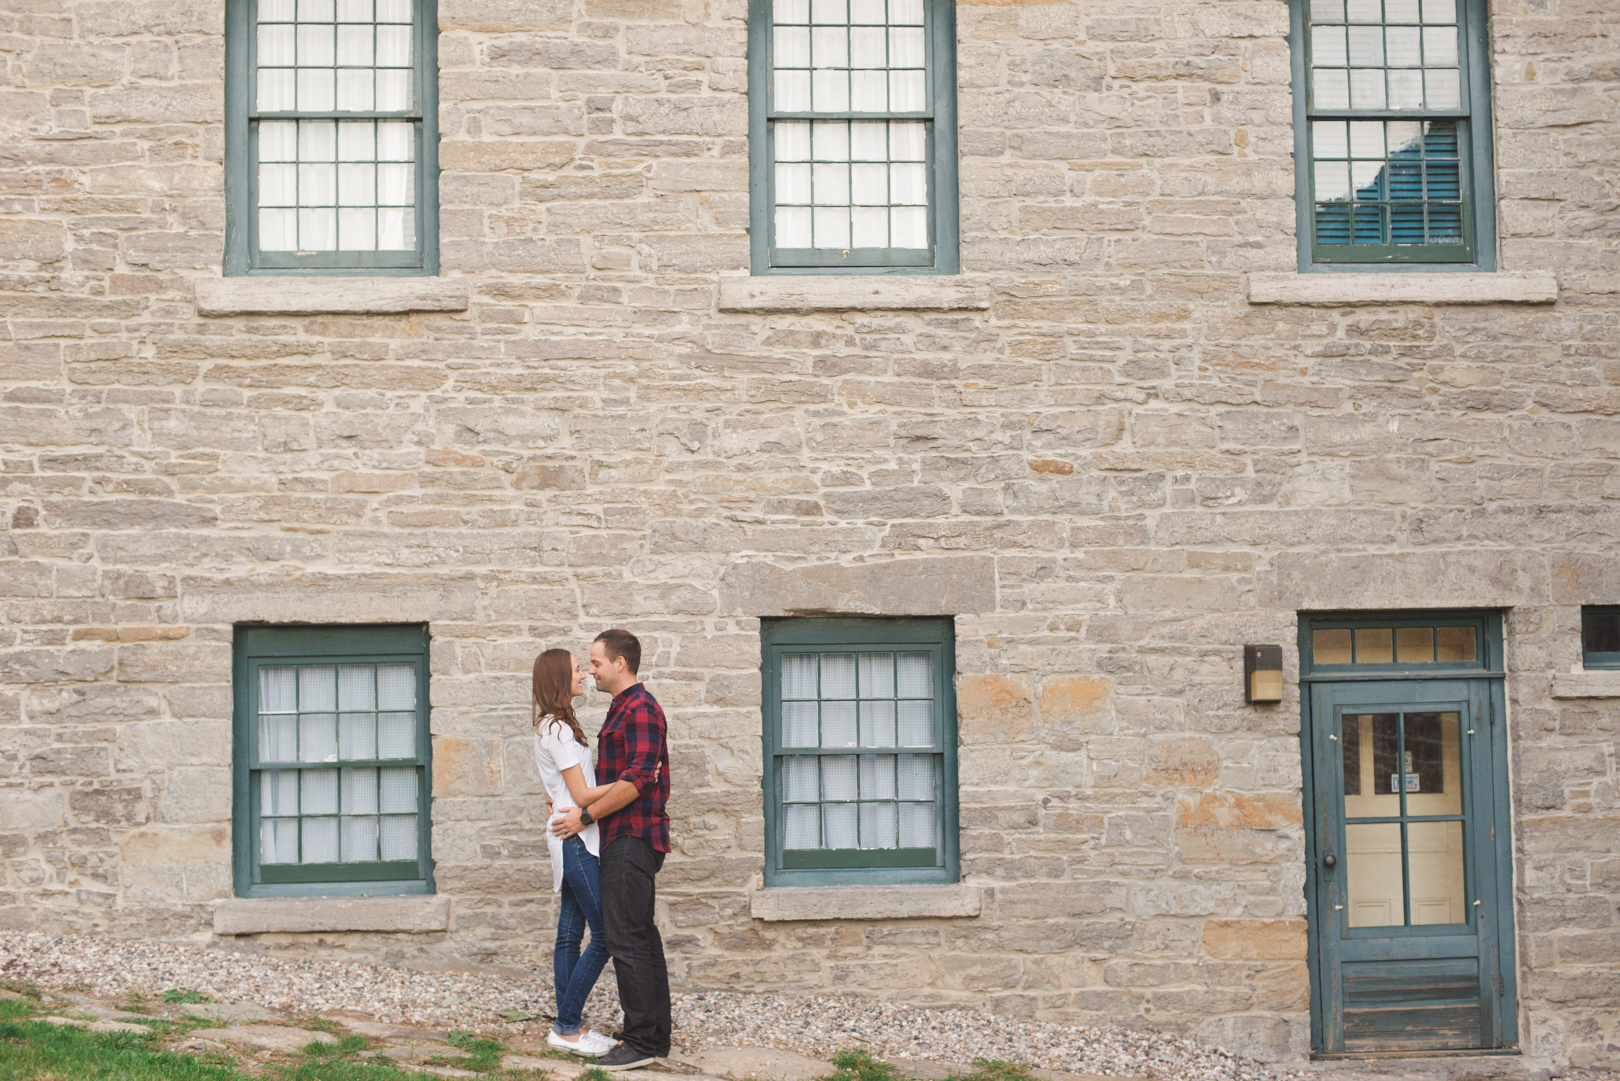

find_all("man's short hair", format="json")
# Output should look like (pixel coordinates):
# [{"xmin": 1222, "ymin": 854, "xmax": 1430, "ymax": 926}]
[{"xmin": 594, "ymin": 628, "xmax": 641, "ymax": 675}]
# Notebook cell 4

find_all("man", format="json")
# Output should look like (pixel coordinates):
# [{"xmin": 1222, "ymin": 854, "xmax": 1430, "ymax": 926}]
[{"xmin": 552, "ymin": 628, "xmax": 671, "ymax": 1071}]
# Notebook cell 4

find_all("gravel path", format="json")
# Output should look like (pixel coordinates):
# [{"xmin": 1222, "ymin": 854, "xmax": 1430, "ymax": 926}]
[{"xmin": 3, "ymin": 929, "xmax": 1298, "ymax": 1081}]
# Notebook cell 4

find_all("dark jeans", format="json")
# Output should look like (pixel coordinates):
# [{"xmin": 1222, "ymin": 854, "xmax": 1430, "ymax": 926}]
[
  {"xmin": 553, "ymin": 837, "xmax": 609, "ymax": 1036},
  {"xmin": 599, "ymin": 834, "xmax": 670, "ymax": 1057}
]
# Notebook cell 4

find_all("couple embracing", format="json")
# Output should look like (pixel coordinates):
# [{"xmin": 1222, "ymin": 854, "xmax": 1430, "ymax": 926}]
[{"xmin": 531, "ymin": 629, "xmax": 671, "ymax": 1072}]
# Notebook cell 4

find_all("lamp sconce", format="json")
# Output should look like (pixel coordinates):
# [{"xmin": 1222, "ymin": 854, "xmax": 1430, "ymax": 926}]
[{"xmin": 1245, "ymin": 645, "xmax": 1284, "ymax": 703}]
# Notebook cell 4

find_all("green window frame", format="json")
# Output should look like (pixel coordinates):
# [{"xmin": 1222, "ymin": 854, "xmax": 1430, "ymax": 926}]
[
  {"xmin": 760, "ymin": 617, "xmax": 958, "ymax": 886},
  {"xmin": 1288, "ymin": 0, "xmax": 1496, "ymax": 270},
  {"xmin": 224, "ymin": 0, "xmax": 439, "ymax": 276},
  {"xmin": 747, "ymin": 0, "xmax": 958, "ymax": 275},
  {"xmin": 1581, "ymin": 606, "xmax": 1620, "ymax": 669},
  {"xmin": 232, "ymin": 625, "xmax": 434, "ymax": 897}
]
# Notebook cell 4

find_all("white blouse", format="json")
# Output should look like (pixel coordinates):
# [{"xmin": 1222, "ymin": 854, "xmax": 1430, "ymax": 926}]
[{"xmin": 532, "ymin": 715, "xmax": 601, "ymax": 892}]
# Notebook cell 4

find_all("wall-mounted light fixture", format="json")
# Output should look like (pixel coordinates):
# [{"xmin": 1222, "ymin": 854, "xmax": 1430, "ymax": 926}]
[{"xmin": 1245, "ymin": 645, "xmax": 1283, "ymax": 703}]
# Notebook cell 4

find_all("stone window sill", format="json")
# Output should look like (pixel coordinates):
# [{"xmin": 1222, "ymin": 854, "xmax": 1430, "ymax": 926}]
[
  {"xmin": 1247, "ymin": 271, "xmax": 1558, "ymax": 306},
  {"xmin": 195, "ymin": 277, "xmax": 471, "ymax": 316},
  {"xmin": 213, "ymin": 895, "xmax": 451, "ymax": 935},
  {"xmin": 750, "ymin": 883, "xmax": 981, "ymax": 922},
  {"xmin": 719, "ymin": 275, "xmax": 993, "ymax": 313},
  {"xmin": 1550, "ymin": 670, "xmax": 1620, "ymax": 699}
]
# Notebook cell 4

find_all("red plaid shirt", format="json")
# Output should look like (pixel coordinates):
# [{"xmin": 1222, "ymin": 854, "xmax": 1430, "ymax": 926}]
[{"xmin": 594, "ymin": 683, "xmax": 671, "ymax": 853}]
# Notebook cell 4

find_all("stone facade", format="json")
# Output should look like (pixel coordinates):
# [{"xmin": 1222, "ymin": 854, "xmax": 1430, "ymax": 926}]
[{"xmin": 1, "ymin": 0, "xmax": 1618, "ymax": 1068}]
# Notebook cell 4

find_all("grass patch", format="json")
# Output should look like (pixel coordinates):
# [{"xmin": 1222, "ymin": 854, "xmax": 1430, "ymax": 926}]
[
  {"xmin": 446, "ymin": 1030, "xmax": 504, "ymax": 1072},
  {"xmin": 162, "ymin": 990, "xmax": 217, "ymax": 1005},
  {"xmin": 823, "ymin": 1050, "xmax": 906, "ymax": 1081},
  {"xmin": 0, "ymin": 1015, "xmax": 241, "ymax": 1081},
  {"xmin": 947, "ymin": 1061, "xmax": 1040, "ymax": 1081},
  {"xmin": 578, "ymin": 1068, "xmax": 612, "ymax": 1081}
]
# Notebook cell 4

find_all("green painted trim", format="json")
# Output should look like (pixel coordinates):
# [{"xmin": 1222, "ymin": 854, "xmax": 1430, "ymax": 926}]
[
  {"xmin": 760, "ymin": 617, "xmax": 959, "ymax": 887},
  {"xmin": 232, "ymin": 624, "xmax": 434, "ymax": 898},
  {"xmin": 747, "ymin": 0, "xmax": 958, "ymax": 275},
  {"xmin": 1298, "ymin": 610, "xmax": 1517, "ymax": 1055},
  {"xmin": 783, "ymin": 847, "xmax": 936, "ymax": 869},
  {"xmin": 1290, "ymin": 0, "xmax": 1497, "ymax": 272},
  {"xmin": 224, "ymin": 0, "xmax": 438, "ymax": 277},
  {"xmin": 260, "ymin": 860, "xmax": 419, "ymax": 884}
]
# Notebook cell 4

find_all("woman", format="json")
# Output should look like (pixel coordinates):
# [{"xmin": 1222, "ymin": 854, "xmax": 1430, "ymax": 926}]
[{"xmin": 532, "ymin": 648, "xmax": 615, "ymax": 1056}]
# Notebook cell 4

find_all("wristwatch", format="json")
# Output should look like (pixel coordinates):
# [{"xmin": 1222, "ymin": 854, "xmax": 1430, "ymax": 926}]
[{"xmin": 578, "ymin": 809, "xmax": 594, "ymax": 827}]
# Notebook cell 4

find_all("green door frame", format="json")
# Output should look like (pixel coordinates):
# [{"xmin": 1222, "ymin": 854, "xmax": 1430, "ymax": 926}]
[{"xmin": 1298, "ymin": 610, "xmax": 1517, "ymax": 1056}]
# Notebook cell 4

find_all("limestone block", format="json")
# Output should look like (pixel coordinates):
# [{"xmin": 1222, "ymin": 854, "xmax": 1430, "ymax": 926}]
[
  {"xmin": 1247, "ymin": 271, "xmax": 1558, "ymax": 306},
  {"xmin": 213, "ymin": 895, "xmax": 451, "ymax": 934},
  {"xmin": 1551, "ymin": 671, "xmax": 1620, "ymax": 698},
  {"xmin": 751, "ymin": 884, "xmax": 982, "ymax": 921},
  {"xmin": 718, "ymin": 557, "xmax": 994, "ymax": 617},
  {"xmin": 195, "ymin": 277, "xmax": 471, "ymax": 316},
  {"xmin": 1202, "ymin": 918, "xmax": 1308, "ymax": 960},
  {"xmin": 719, "ymin": 275, "xmax": 995, "ymax": 312}
]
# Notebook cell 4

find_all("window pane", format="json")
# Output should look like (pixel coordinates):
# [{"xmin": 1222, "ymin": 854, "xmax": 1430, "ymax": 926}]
[
  {"xmin": 859, "ymin": 699, "xmax": 895, "ymax": 746},
  {"xmin": 260, "ymin": 665, "xmax": 298, "ymax": 713},
  {"xmin": 338, "ymin": 664, "xmax": 375, "ymax": 710},
  {"xmin": 775, "ymin": 26, "xmax": 810, "ymax": 66},
  {"xmin": 776, "ymin": 206, "xmax": 812, "ymax": 246},
  {"xmin": 1584, "ymin": 610, "xmax": 1620, "ymax": 655},
  {"xmin": 776, "ymin": 70, "xmax": 811, "ymax": 111},
  {"xmin": 262, "ymin": 769, "xmax": 299, "ymax": 815},
  {"xmin": 820, "ymin": 700, "xmax": 857, "ymax": 746},
  {"xmin": 339, "ymin": 207, "xmax": 376, "ymax": 249},
  {"xmin": 897, "ymin": 753, "xmax": 933, "ymax": 799},
  {"xmin": 784, "ymin": 803, "xmax": 820, "ymax": 849},
  {"xmin": 378, "ymin": 712, "xmax": 415, "ymax": 757},
  {"xmin": 1314, "ymin": 68, "xmax": 1350, "ymax": 109},
  {"xmin": 782, "ymin": 653, "xmax": 818, "ymax": 698},
  {"xmin": 859, "ymin": 753, "xmax": 896, "ymax": 799},
  {"xmin": 299, "ymin": 713, "xmax": 338, "ymax": 761},
  {"xmin": 890, "ymin": 206, "xmax": 927, "ymax": 248},
  {"xmin": 782, "ymin": 755, "xmax": 819, "ymax": 801},
  {"xmin": 776, "ymin": 120, "xmax": 811, "ymax": 160},
  {"xmin": 1355, "ymin": 628, "xmax": 1393, "ymax": 664},
  {"xmin": 1345, "ymin": 822, "xmax": 1402, "ymax": 927},
  {"xmin": 1436, "ymin": 626, "xmax": 1476, "ymax": 662},
  {"xmin": 262, "ymin": 818, "xmax": 299, "ymax": 864},
  {"xmin": 342, "ymin": 815, "xmax": 379, "ymax": 862},
  {"xmin": 823, "ymin": 755, "xmax": 858, "ymax": 801},
  {"xmin": 783, "ymin": 700, "xmax": 819, "ymax": 747},
  {"xmin": 898, "ymin": 700, "xmax": 932, "ymax": 745},
  {"xmin": 823, "ymin": 803, "xmax": 858, "ymax": 849},
  {"xmin": 343, "ymin": 766, "xmax": 379, "ymax": 813},
  {"xmin": 860, "ymin": 802, "xmax": 897, "ymax": 848},
  {"xmin": 812, "ymin": 69, "xmax": 849, "ymax": 111},
  {"xmin": 1313, "ymin": 628, "xmax": 1353, "ymax": 665},
  {"xmin": 1311, "ymin": 25, "xmax": 1347, "ymax": 66},
  {"xmin": 380, "ymin": 815, "xmax": 417, "ymax": 860},
  {"xmin": 379, "ymin": 766, "xmax": 417, "ymax": 812},
  {"xmin": 897, "ymin": 652, "xmax": 931, "ymax": 697},
  {"xmin": 260, "ymin": 715, "xmax": 297, "ymax": 761},
  {"xmin": 898, "ymin": 801, "xmax": 934, "ymax": 848},
  {"xmin": 303, "ymin": 817, "xmax": 340, "ymax": 863},
  {"xmin": 302, "ymin": 768, "xmax": 338, "ymax": 814},
  {"xmin": 1396, "ymin": 626, "xmax": 1434, "ymax": 663},
  {"xmin": 339, "ymin": 712, "xmax": 376, "ymax": 759}
]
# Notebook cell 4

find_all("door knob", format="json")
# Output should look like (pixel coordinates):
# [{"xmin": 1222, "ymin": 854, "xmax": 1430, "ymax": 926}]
[{"xmin": 1323, "ymin": 853, "xmax": 1337, "ymax": 869}]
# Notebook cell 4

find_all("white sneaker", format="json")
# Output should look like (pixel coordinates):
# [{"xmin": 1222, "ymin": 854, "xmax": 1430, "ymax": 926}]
[
  {"xmin": 579, "ymin": 1031, "xmax": 617, "ymax": 1056},
  {"xmin": 548, "ymin": 1031, "xmax": 599, "ymax": 1056}
]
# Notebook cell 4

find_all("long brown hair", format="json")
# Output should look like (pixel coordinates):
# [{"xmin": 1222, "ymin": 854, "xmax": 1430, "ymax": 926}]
[{"xmin": 532, "ymin": 648, "xmax": 587, "ymax": 747}]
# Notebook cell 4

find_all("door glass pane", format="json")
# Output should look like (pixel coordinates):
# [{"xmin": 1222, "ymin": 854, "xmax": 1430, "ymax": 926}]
[
  {"xmin": 1404, "ymin": 711, "xmax": 1461, "ymax": 814},
  {"xmin": 1345, "ymin": 822, "xmax": 1403, "ymax": 927},
  {"xmin": 1355, "ymin": 627, "xmax": 1392, "ymax": 664},
  {"xmin": 1314, "ymin": 629, "xmax": 1352, "ymax": 665},
  {"xmin": 1343, "ymin": 713, "xmax": 1400, "ymax": 815},
  {"xmin": 1407, "ymin": 820, "xmax": 1466, "ymax": 924}
]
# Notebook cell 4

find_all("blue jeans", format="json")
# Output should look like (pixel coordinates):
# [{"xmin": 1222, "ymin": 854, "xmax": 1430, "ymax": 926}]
[{"xmin": 553, "ymin": 837, "xmax": 608, "ymax": 1036}]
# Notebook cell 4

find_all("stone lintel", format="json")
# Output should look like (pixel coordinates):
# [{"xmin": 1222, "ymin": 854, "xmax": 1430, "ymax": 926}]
[
  {"xmin": 718, "ymin": 275, "xmax": 994, "ymax": 312},
  {"xmin": 750, "ymin": 884, "xmax": 982, "ymax": 922},
  {"xmin": 214, "ymin": 895, "xmax": 451, "ymax": 935},
  {"xmin": 195, "ymin": 277, "xmax": 472, "ymax": 316},
  {"xmin": 1550, "ymin": 671, "xmax": 1620, "ymax": 698},
  {"xmin": 1247, "ymin": 271, "xmax": 1558, "ymax": 306}
]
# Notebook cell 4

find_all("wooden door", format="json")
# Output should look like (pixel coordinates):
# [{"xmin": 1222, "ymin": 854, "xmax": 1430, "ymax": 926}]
[{"xmin": 1307, "ymin": 677, "xmax": 1514, "ymax": 1053}]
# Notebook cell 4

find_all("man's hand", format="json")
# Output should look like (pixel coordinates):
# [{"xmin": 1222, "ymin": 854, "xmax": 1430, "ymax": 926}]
[
  {"xmin": 551, "ymin": 806, "xmax": 584, "ymax": 838},
  {"xmin": 545, "ymin": 794, "xmax": 554, "ymax": 817}
]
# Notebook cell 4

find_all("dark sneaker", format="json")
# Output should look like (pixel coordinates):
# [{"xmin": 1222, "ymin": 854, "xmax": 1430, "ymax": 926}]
[{"xmin": 597, "ymin": 1043, "xmax": 657, "ymax": 1072}]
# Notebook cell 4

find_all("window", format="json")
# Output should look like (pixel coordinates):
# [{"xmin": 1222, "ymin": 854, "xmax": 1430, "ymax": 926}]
[
  {"xmin": 747, "ymin": 0, "xmax": 958, "ymax": 275},
  {"xmin": 1582, "ymin": 607, "xmax": 1620, "ymax": 669},
  {"xmin": 224, "ymin": 0, "xmax": 439, "ymax": 275},
  {"xmin": 1304, "ymin": 613, "xmax": 1493, "ymax": 672},
  {"xmin": 233, "ymin": 625, "xmax": 433, "ymax": 896},
  {"xmin": 760, "ymin": 618, "xmax": 958, "ymax": 885},
  {"xmin": 1290, "ymin": 0, "xmax": 1495, "ymax": 268}
]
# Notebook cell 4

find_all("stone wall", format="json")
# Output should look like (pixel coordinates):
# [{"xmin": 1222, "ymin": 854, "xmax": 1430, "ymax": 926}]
[{"xmin": 2, "ymin": 0, "xmax": 1619, "ymax": 1067}]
